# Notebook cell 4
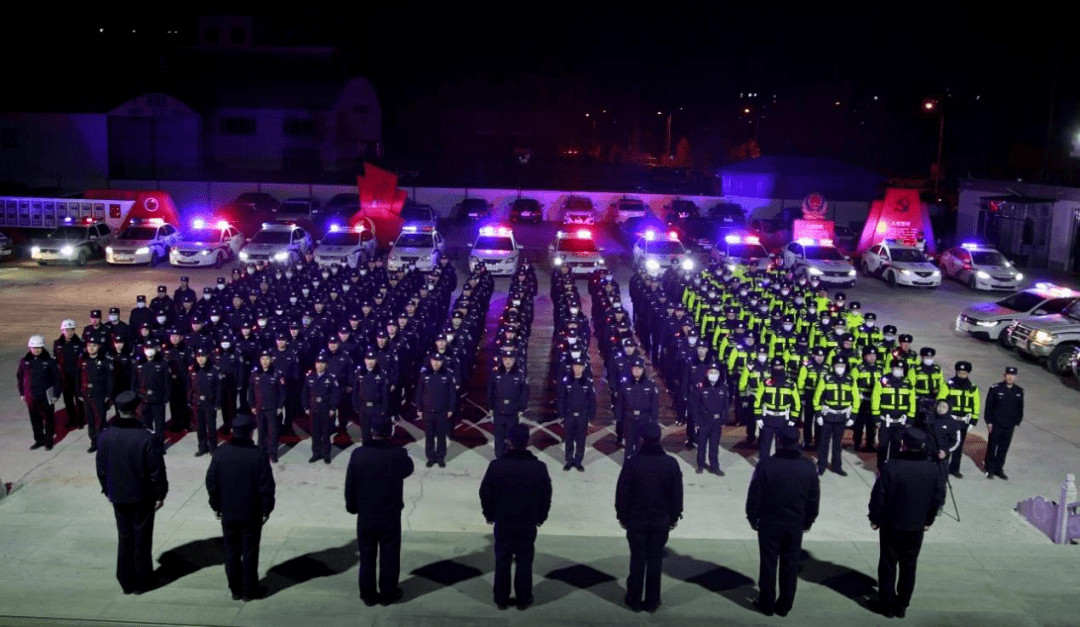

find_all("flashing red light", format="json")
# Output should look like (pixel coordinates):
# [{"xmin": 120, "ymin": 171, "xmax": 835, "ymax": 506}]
[
  {"xmin": 668, "ymin": 230, "xmax": 678, "ymax": 240},
  {"xmin": 745, "ymin": 235, "xmax": 760, "ymax": 245},
  {"xmin": 576, "ymin": 229, "xmax": 592, "ymax": 239}
]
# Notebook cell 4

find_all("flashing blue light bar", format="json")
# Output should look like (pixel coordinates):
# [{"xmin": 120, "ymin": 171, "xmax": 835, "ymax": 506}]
[
  {"xmin": 725, "ymin": 234, "xmax": 741, "ymax": 244},
  {"xmin": 797, "ymin": 237, "xmax": 815, "ymax": 246},
  {"xmin": 193, "ymin": 219, "xmax": 206, "ymax": 229},
  {"xmin": 961, "ymin": 242, "xmax": 979, "ymax": 250}
]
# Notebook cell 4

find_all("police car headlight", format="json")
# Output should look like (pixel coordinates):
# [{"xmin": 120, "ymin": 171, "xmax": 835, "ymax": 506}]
[
  {"xmin": 135, "ymin": 247, "xmax": 150, "ymax": 255},
  {"xmin": 31, "ymin": 246, "xmax": 41, "ymax": 255},
  {"xmin": 200, "ymin": 249, "xmax": 211, "ymax": 256},
  {"xmin": 645, "ymin": 258, "xmax": 660, "ymax": 271},
  {"xmin": 807, "ymin": 267, "xmax": 823, "ymax": 276},
  {"xmin": 681, "ymin": 258, "xmax": 695, "ymax": 271},
  {"xmin": 239, "ymin": 251, "xmax": 249, "ymax": 261},
  {"xmin": 1015, "ymin": 273, "xmax": 1023, "ymax": 280},
  {"xmin": 931, "ymin": 270, "xmax": 940, "ymax": 277},
  {"xmin": 598, "ymin": 257, "xmax": 605, "ymax": 264},
  {"xmin": 899, "ymin": 269, "xmax": 912, "ymax": 276},
  {"xmin": 975, "ymin": 320, "xmax": 999, "ymax": 327},
  {"xmin": 105, "ymin": 246, "xmax": 114, "ymax": 255},
  {"xmin": 60, "ymin": 246, "xmax": 74, "ymax": 257},
  {"xmin": 1033, "ymin": 330, "xmax": 1054, "ymax": 344},
  {"xmin": 274, "ymin": 251, "xmax": 289, "ymax": 262},
  {"xmin": 553, "ymin": 257, "xmax": 563, "ymax": 266},
  {"xmin": 848, "ymin": 269, "xmax": 857, "ymax": 276},
  {"xmin": 976, "ymin": 270, "xmax": 990, "ymax": 280}
]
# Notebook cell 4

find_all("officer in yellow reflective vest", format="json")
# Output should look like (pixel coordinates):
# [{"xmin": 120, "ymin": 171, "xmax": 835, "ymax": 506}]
[
  {"xmin": 851, "ymin": 345, "xmax": 883, "ymax": 452},
  {"xmin": 813, "ymin": 357, "xmax": 860, "ymax": 476},
  {"xmin": 943, "ymin": 361, "xmax": 980, "ymax": 478},
  {"xmin": 738, "ymin": 344, "xmax": 771, "ymax": 445},
  {"xmin": 911, "ymin": 347, "xmax": 948, "ymax": 426},
  {"xmin": 871, "ymin": 361, "xmax": 916, "ymax": 465},
  {"xmin": 754, "ymin": 358, "xmax": 801, "ymax": 460}
]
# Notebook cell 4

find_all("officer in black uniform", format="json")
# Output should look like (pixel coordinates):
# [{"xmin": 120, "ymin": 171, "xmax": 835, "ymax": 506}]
[
  {"xmin": 984, "ymin": 366, "xmax": 1024, "ymax": 480},
  {"xmin": 78, "ymin": 333, "xmax": 114, "ymax": 453},
  {"xmin": 54, "ymin": 319, "xmax": 85, "ymax": 430},
  {"xmin": 354, "ymin": 349, "xmax": 390, "ymax": 443},
  {"xmin": 557, "ymin": 358, "xmax": 595, "ymax": 472},
  {"xmin": 487, "ymin": 349, "xmax": 529, "ymax": 458},
  {"xmin": 617, "ymin": 357, "xmax": 660, "ymax": 461},
  {"xmin": 692, "ymin": 362, "xmax": 729, "ymax": 476},
  {"xmin": 96, "ymin": 391, "xmax": 168, "ymax": 595},
  {"xmin": 303, "ymin": 350, "xmax": 340, "ymax": 464},
  {"xmin": 134, "ymin": 340, "xmax": 171, "ymax": 450},
  {"xmin": 416, "ymin": 352, "xmax": 456, "ymax": 468},
  {"xmin": 17, "ymin": 334, "xmax": 62, "ymax": 450},
  {"xmin": 188, "ymin": 347, "xmax": 222, "ymax": 457},
  {"xmin": 248, "ymin": 349, "xmax": 286, "ymax": 463},
  {"xmin": 205, "ymin": 414, "xmax": 275, "ymax": 601}
]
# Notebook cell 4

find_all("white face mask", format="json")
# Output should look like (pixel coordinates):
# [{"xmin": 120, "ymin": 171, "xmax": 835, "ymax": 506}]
[
  {"xmin": 570, "ymin": 350, "xmax": 581, "ymax": 359},
  {"xmin": 795, "ymin": 296, "xmax": 804, "ymax": 304},
  {"xmin": 322, "ymin": 273, "xmax": 330, "ymax": 280},
  {"xmin": 359, "ymin": 269, "xmax": 367, "ymax": 275},
  {"xmin": 258, "ymin": 318, "xmax": 268, "ymax": 326},
  {"xmin": 108, "ymin": 314, "xmax": 119, "ymax": 323},
  {"xmin": 707, "ymin": 373, "xmax": 720, "ymax": 383},
  {"xmin": 221, "ymin": 342, "xmax": 231, "ymax": 349},
  {"xmin": 136, "ymin": 301, "xmax": 146, "ymax": 308},
  {"xmin": 808, "ymin": 307, "xmax": 817, "ymax": 315},
  {"xmin": 757, "ymin": 354, "xmax": 768, "ymax": 363},
  {"xmin": 865, "ymin": 321, "xmax": 875, "ymax": 328},
  {"xmin": 302, "ymin": 289, "xmax": 310, "ymax": 296},
  {"xmin": 892, "ymin": 368, "xmax": 905, "ymax": 378},
  {"xmin": 567, "ymin": 337, "xmax": 577, "ymax": 344},
  {"xmin": 145, "ymin": 349, "xmax": 156, "ymax": 358},
  {"xmin": 343, "ymin": 284, "xmax": 351, "ymax": 292},
  {"xmin": 688, "ymin": 337, "xmax": 698, "ymax": 346},
  {"xmin": 782, "ymin": 323, "xmax": 793, "ymax": 332},
  {"xmin": 884, "ymin": 334, "xmax": 896, "ymax": 342},
  {"xmin": 156, "ymin": 316, "xmax": 166, "ymax": 324},
  {"xmin": 923, "ymin": 358, "xmax": 934, "ymax": 366},
  {"xmin": 217, "ymin": 284, "xmax": 225, "ymax": 290},
  {"xmin": 246, "ymin": 268, "xmax": 255, "ymax": 274},
  {"xmin": 569, "ymin": 307, "xmax": 578, "ymax": 315},
  {"xmin": 203, "ymin": 294, "xmax": 211, "ymax": 300},
  {"xmin": 834, "ymin": 366, "xmax": 846, "ymax": 376}
]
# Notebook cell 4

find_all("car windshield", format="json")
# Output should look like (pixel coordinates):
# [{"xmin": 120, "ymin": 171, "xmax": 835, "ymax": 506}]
[
  {"xmin": 648, "ymin": 241, "xmax": 685, "ymax": 255},
  {"xmin": 462, "ymin": 199, "xmax": 486, "ymax": 210},
  {"xmin": 182, "ymin": 229, "xmax": 220, "ymax": 243},
  {"xmin": 566, "ymin": 198, "xmax": 592, "ymax": 210},
  {"xmin": 559, "ymin": 238, "xmax": 598, "ymax": 253},
  {"xmin": 619, "ymin": 201, "xmax": 646, "ymax": 211},
  {"xmin": 891, "ymin": 248, "xmax": 928, "ymax": 262},
  {"xmin": 1063, "ymin": 301, "xmax": 1080, "ymax": 320},
  {"xmin": 401, "ymin": 208, "xmax": 433, "ymax": 222},
  {"xmin": 117, "ymin": 227, "xmax": 157, "ymax": 240},
  {"xmin": 728, "ymin": 244, "xmax": 768, "ymax": 259},
  {"xmin": 804, "ymin": 246, "xmax": 845, "ymax": 261},
  {"xmin": 321, "ymin": 232, "xmax": 360, "ymax": 246},
  {"xmin": 278, "ymin": 202, "xmax": 310, "ymax": 214},
  {"xmin": 474, "ymin": 236, "xmax": 514, "ymax": 251},
  {"xmin": 972, "ymin": 251, "xmax": 1007, "ymax": 266},
  {"xmin": 46, "ymin": 227, "xmax": 87, "ymax": 240},
  {"xmin": 513, "ymin": 199, "xmax": 539, "ymax": 210},
  {"xmin": 396, "ymin": 233, "xmax": 433, "ymax": 248},
  {"xmin": 251, "ymin": 230, "xmax": 292, "ymax": 244},
  {"xmin": 995, "ymin": 291, "xmax": 1045, "ymax": 312}
]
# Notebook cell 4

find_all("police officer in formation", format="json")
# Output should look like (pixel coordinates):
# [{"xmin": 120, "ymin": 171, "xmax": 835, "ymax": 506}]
[
  {"xmin": 352, "ymin": 349, "xmax": 389, "ymax": 443},
  {"xmin": 302, "ymin": 350, "xmax": 340, "ymax": 463},
  {"xmin": 416, "ymin": 352, "xmax": 455, "ymax": 468},
  {"xmin": 983, "ymin": 366, "xmax": 1024, "ymax": 480},
  {"xmin": 248, "ymin": 349, "xmax": 286, "ymax": 463},
  {"xmin": 692, "ymin": 362, "xmax": 728, "ymax": 475},
  {"xmin": 812, "ymin": 356, "xmax": 859, "ymax": 476},
  {"xmin": 487, "ymin": 347, "xmax": 529, "ymax": 458},
  {"xmin": 17, "ymin": 334, "xmax": 62, "ymax": 450},
  {"xmin": 134, "ymin": 340, "xmax": 171, "ymax": 450},
  {"xmin": 188, "ymin": 347, "xmax": 222, "ymax": 456},
  {"xmin": 77, "ymin": 332, "xmax": 114, "ymax": 453},
  {"xmin": 557, "ymin": 358, "xmax": 595, "ymax": 472},
  {"xmin": 943, "ymin": 361, "xmax": 979, "ymax": 478}
]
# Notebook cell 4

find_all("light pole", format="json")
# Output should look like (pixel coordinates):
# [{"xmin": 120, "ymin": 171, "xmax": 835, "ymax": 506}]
[
  {"xmin": 658, "ymin": 107, "xmax": 683, "ymax": 164},
  {"xmin": 923, "ymin": 99, "xmax": 944, "ymax": 195}
]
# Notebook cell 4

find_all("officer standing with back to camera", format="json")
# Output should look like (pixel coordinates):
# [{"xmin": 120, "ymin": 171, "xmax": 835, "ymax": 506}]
[
  {"xmin": 17, "ymin": 334, "xmax": 62, "ymax": 451},
  {"xmin": 206, "ymin": 413, "xmax": 275, "ymax": 602},
  {"xmin": 480, "ymin": 423, "xmax": 553, "ymax": 611},
  {"xmin": 868, "ymin": 428, "xmax": 946, "ymax": 618},
  {"xmin": 746, "ymin": 425, "xmax": 820, "ymax": 618},
  {"xmin": 984, "ymin": 366, "xmax": 1024, "ymax": 480},
  {"xmin": 96, "ymin": 391, "xmax": 168, "ymax": 595}
]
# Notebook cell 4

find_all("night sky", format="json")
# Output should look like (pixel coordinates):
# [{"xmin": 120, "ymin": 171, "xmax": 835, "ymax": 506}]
[{"xmin": 6, "ymin": 6, "xmax": 1076, "ymax": 177}]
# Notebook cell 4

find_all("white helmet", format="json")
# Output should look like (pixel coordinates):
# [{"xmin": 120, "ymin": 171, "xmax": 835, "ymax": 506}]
[
  {"xmin": 60, "ymin": 319, "xmax": 77, "ymax": 331},
  {"xmin": 28, "ymin": 335, "xmax": 46, "ymax": 348}
]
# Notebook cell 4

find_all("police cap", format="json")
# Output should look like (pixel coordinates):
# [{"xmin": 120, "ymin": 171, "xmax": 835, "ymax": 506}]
[
  {"xmin": 364, "ymin": 350, "xmax": 378, "ymax": 360},
  {"xmin": 955, "ymin": 361, "xmax": 972, "ymax": 372},
  {"xmin": 864, "ymin": 312, "xmax": 877, "ymax": 321},
  {"xmin": 862, "ymin": 345, "xmax": 877, "ymax": 356},
  {"xmin": 259, "ymin": 349, "xmax": 274, "ymax": 358},
  {"xmin": 1005, "ymin": 366, "xmax": 1018, "ymax": 375},
  {"xmin": 630, "ymin": 357, "xmax": 646, "ymax": 369},
  {"xmin": 841, "ymin": 333, "xmax": 854, "ymax": 343},
  {"xmin": 428, "ymin": 352, "xmax": 445, "ymax": 362},
  {"xmin": 898, "ymin": 333, "xmax": 914, "ymax": 343},
  {"xmin": 315, "ymin": 350, "xmax": 331, "ymax": 363},
  {"xmin": 811, "ymin": 347, "xmax": 826, "ymax": 357},
  {"xmin": 115, "ymin": 391, "xmax": 139, "ymax": 414},
  {"xmin": 90, "ymin": 309, "xmax": 102, "ymax": 318},
  {"xmin": 770, "ymin": 357, "xmax": 785, "ymax": 369},
  {"xmin": 136, "ymin": 295, "xmax": 147, "ymax": 302},
  {"xmin": 882, "ymin": 324, "xmax": 897, "ymax": 334},
  {"xmin": 195, "ymin": 347, "xmax": 210, "ymax": 357},
  {"xmin": 157, "ymin": 285, "xmax": 168, "ymax": 293},
  {"xmin": 920, "ymin": 346, "xmax": 936, "ymax": 357}
]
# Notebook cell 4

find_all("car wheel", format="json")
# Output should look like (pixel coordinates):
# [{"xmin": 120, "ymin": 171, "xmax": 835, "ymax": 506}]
[
  {"xmin": 214, "ymin": 252, "xmax": 225, "ymax": 269},
  {"xmin": 76, "ymin": 251, "xmax": 87, "ymax": 267},
  {"xmin": 861, "ymin": 260, "xmax": 873, "ymax": 277},
  {"xmin": 887, "ymin": 271, "xmax": 897, "ymax": 288},
  {"xmin": 997, "ymin": 327, "xmax": 1014, "ymax": 350},
  {"xmin": 966, "ymin": 275, "xmax": 977, "ymax": 290},
  {"xmin": 1048, "ymin": 345, "xmax": 1076, "ymax": 376},
  {"xmin": 150, "ymin": 251, "xmax": 159, "ymax": 267}
]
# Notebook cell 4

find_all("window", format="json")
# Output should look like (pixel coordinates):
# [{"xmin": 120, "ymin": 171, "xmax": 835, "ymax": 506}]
[
  {"xmin": 230, "ymin": 27, "xmax": 246, "ymax": 44},
  {"xmin": 98, "ymin": 225, "xmax": 111, "ymax": 237},
  {"xmin": 283, "ymin": 119, "xmax": 314, "ymax": 136},
  {"xmin": 353, "ymin": 104, "xmax": 370, "ymax": 115},
  {"xmin": 220, "ymin": 117, "xmax": 256, "ymax": 135},
  {"xmin": 204, "ymin": 26, "xmax": 219, "ymax": 43}
]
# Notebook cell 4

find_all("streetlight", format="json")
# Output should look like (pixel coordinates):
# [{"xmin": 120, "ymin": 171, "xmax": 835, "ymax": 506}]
[
  {"xmin": 659, "ymin": 107, "xmax": 683, "ymax": 163},
  {"xmin": 923, "ymin": 98, "xmax": 944, "ymax": 194}
]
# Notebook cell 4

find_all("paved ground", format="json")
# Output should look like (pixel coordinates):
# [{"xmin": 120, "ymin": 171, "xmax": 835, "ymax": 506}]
[{"xmin": 1, "ymin": 221, "xmax": 1079, "ymax": 626}]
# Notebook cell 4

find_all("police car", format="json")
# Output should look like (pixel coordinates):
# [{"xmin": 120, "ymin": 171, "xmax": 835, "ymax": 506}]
[
  {"xmin": 1006, "ymin": 296, "xmax": 1080, "ymax": 375},
  {"xmin": 781, "ymin": 237, "xmax": 857, "ymax": 287},
  {"xmin": 860, "ymin": 238, "xmax": 941, "ymax": 288},
  {"xmin": 608, "ymin": 196, "xmax": 649, "ymax": 223},
  {"xmin": 560, "ymin": 196, "xmax": 597, "ymax": 225},
  {"xmin": 169, "ymin": 219, "xmax": 245, "ymax": 268},
  {"xmin": 939, "ymin": 242, "xmax": 1024, "ymax": 291},
  {"xmin": 106, "ymin": 218, "xmax": 180, "ymax": 266},
  {"xmin": 632, "ymin": 228, "xmax": 694, "ymax": 276},
  {"xmin": 31, "ymin": 217, "xmax": 113, "ymax": 266},
  {"xmin": 710, "ymin": 233, "xmax": 772, "ymax": 272},
  {"xmin": 387, "ymin": 224, "xmax": 445, "ymax": 272},
  {"xmin": 548, "ymin": 229, "xmax": 606, "ymax": 274},
  {"xmin": 956, "ymin": 282, "xmax": 1079, "ymax": 345},
  {"xmin": 468, "ymin": 225, "xmax": 521, "ymax": 275},
  {"xmin": 314, "ymin": 222, "xmax": 377, "ymax": 269},
  {"xmin": 238, "ymin": 222, "xmax": 313, "ymax": 265},
  {"xmin": 0, "ymin": 230, "xmax": 12, "ymax": 259}
]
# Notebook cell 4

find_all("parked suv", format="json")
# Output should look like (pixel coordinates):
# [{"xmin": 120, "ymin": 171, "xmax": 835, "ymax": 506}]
[{"xmin": 1006, "ymin": 295, "xmax": 1080, "ymax": 375}]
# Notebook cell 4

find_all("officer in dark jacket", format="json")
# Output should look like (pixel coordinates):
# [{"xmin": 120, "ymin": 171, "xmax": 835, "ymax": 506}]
[
  {"xmin": 188, "ymin": 347, "xmax": 222, "ymax": 456},
  {"xmin": 923, "ymin": 399, "xmax": 961, "ymax": 476},
  {"xmin": 984, "ymin": 366, "xmax": 1024, "ymax": 480},
  {"xmin": 206, "ymin": 414, "xmax": 276, "ymax": 601},
  {"xmin": 692, "ymin": 362, "xmax": 729, "ymax": 475},
  {"xmin": 745, "ymin": 425, "xmax": 820, "ymax": 617},
  {"xmin": 77, "ymin": 333, "xmax": 114, "ymax": 453},
  {"xmin": 616, "ymin": 357, "xmax": 660, "ymax": 461},
  {"xmin": 557, "ymin": 359, "xmax": 595, "ymax": 471},
  {"xmin": 16, "ymin": 334, "xmax": 62, "ymax": 450},
  {"xmin": 345, "ymin": 421, "xmax": 415, "ymax": 606},
  {"xmin": 615, "ymin": 422, "xmax": 683, "ymax": 613},
  {"xmin": 134, "ymin": 341, "xmax": 171, "ymax": 450},
  {"xmin": 302, "ymin": 350, "xmax": 340, "ymax": 464},
  {"xmin": 248, "ymin": 350, "xmax": 287, "ymax": 463},
  {"xmin": 96, "ymin": 391, "xmax": 168, "ymax": 594},
  {"xmin": 868, "ymin": 428, "xmax": 947, "ymax": 618},
  {"xmin": 54, "ymin": 319, "xmax": 85, "ymax": 429},
  {"xmin": 416, "ymin": 352, "xmax": 456, "ymax": 468},
  {"xmin": 353, "ymin": 350, "xmax": 390, "ymax": 443},
  {"xmin": 487, "ymin": 349, "xmax": 529, "ymax": 458},
  {"xmin": 479, "ymin": 424, "xmax": 552, "ymax": 610}
]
